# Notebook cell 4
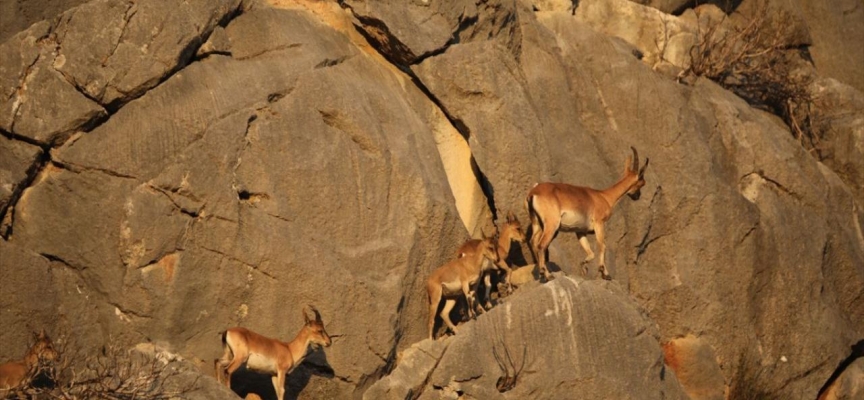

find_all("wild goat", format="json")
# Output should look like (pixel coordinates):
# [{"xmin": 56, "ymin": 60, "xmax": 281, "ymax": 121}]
[
  {"xmin": 457, "ymin": 212, "xmax": 527, "ymax": 306},
  {"xmin": 526, "ymin": 147, "xmax": 648, "ymax": 280},
  {"xmin": 215, "ymin": 306, "xmax": 332, "ymax": 400},
  {"xmin": 0, "ymin": 329, "xmax": 58, "ymax": 391},
  {"xmin": 428, "ymin": 235, "xmax": 500, "ymax": 339}
]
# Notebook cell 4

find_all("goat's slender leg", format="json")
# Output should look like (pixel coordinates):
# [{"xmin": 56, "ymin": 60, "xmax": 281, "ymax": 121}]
[
  {"xmin": 273, "ymin": 372, "xmax": 286, "ymax": 400},
  {"xmin": 529, "ymin": 204, "xmax": 543, "ymax": 265},
  {"xmin": 213, "ymin": 359, "xmax": 223, "ymax": 385},
  {"xmin": 595, "ymin": 223, "xmax": 610, "ymax": 280},
  {"xmin": 224, "ymin": 352, "xmax": 246, "ymax": 390},
  {"xmin": 464, "ymin": 280, "xmax": 483, "ymax": 318},
  {"xmin": 496, "ymin": 259, "xmax": 513, "ymax": 294},
  {"xmin": 214, "ymin": 342, "xmax": 233, "ymax": 385},
  {"xmin": 482, "ymin": 272, "xmax": 494, "ymax": 310},
  {"xmin": 534, "ymin": 214, "xmax": 560, "ymax": 281},
  {"xmin": 577, "ymin": 233, "xmax": 595, "ymax": 276},
  {"xmin": 440, "ymin": 299, "xmax": 459, "ymax": 335},
  {"xmin": 428, "ymin": 284, "xmax": 443, "ymax": 339}
]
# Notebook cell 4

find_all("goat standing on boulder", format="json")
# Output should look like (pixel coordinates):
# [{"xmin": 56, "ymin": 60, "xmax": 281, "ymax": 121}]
[
  {"xmin": 428, "ymin": 235, "xmax": 500, "ymax": 339},
  {"xmin": 526, "ymin": 147, "xmax": 648, "ymax": 280},
  {"xmin": 457, "ymin": 211, "xmax": 527, "ymax": 305},
  {"xmin": 215, "ymin": 306, "xmax": 332, "ymax": 400}
]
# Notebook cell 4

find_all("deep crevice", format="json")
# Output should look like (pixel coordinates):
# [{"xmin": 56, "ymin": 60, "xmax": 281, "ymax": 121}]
[
  {"xmin": 102, "ymin": 1, "xmax": 247, "ymax": 114},
  {"xmin": 339, "ymin": 0, "xmax": 502, "ymax": 224},
  {"xmin": 817, "ymin": 340, "xmax": 864, "ymax": 399},
  {"xmin": 50, "ymin": 159, "xmax": 138, "ymax": 180},
  {"xmin": 410, "ymin": 343, "xmax": 449, "ymax": 400},
  {"xmin": 0, "ymin": 142, "xmax": 50, "ymax": 239},
  {"xmin": 405, "ymin": 72, "xmax": 472, "ymax": 141},
  {"xmin": 471, "ymin": 157, "xmax": 498, "ymax": 222},
  {"xmin": 0, "ymin": 127, "xmax": 46, "ymax": 148},
  {"xmin": 411, "ymin": 13, "xmax": 477, "ymax": 65},
  {"xmin": 39, "ymin": 252, "xmax": 82, "ymax": 270},
  {"xmin": 338, "ymin": 0, "xmax": 417, "ymax": 66}
]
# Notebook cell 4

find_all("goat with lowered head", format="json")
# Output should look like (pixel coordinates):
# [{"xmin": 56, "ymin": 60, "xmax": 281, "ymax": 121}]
[
  {"xmin": 457, "ymin": 211, "xmax": 527, "ymax": 305},
  {"xmin": 428, "ymin": 234, "xmax": 500, "ymax": 339}
]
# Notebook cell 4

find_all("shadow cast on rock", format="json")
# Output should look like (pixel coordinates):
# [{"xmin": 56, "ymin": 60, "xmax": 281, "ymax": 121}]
[{"xmin": 228, "ymin": 350, "xmax": 334, "ymax": 400}]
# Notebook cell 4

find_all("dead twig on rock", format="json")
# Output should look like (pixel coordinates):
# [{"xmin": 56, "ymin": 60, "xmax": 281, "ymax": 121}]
[{"xmin": 492, "ymin": 339, "xmax": 527, "ymax": 393}]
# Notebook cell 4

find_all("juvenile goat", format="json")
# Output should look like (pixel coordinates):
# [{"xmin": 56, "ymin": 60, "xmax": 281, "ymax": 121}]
[
  {"xmin": 526, "ymin": 147, "xmax": 648, "ymax": 280},
  {"xmin": 0, "ymin": 329, "xmax": 58, "ymax": 391},
  {"xmin": 428, "ymin": 235, "xmax": 500, "ymax": 339},
  {"xmin": 215, "ymin": 306, "xmax": 331, "ymax": 400},
  {"xmin": 457, "ymin": 211, "xmax": 527, "ymax": 306}
]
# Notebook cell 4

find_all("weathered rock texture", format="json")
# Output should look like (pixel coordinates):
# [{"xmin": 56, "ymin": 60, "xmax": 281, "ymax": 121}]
[
  {"xmin": 0, "ymin": 0, "xmax": 89, "ymax": 43},
  {"xmin": 366, "ymin": 278, "xmax": 688, "ymax": 399},
  {"xmin": 1, "ymin": 0, "xmax": 863, "ymax": 399}
]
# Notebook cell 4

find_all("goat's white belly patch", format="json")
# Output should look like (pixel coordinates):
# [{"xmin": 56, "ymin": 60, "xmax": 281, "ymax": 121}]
[
  {"xmin": 560, "ymin": 210, "xmax": 590, "ymax": 230},
  {"xmin": 246, "ymin": 352, "xmax": 277, "ymax": 373},
  {"xmin": 441, "ymin": 280, "xmax": 463, "ymax": 296}
]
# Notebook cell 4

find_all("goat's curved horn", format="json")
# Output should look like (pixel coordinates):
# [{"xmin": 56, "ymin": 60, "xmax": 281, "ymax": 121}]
[
  {"xmin": 308, "ymin": 304, "xmax": 322, "ymax": 322},
  {"xmin": 639, "ymin": 157, "xmax": 650, "ymax": 176},
  {"xmin": 630, "ymin": 147, "xmax": 639, "ymax": 173}
]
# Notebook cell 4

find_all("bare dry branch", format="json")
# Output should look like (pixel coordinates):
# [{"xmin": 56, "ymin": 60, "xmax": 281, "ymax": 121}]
[
  {"xmin": 3, "ymin": 337, "xmax": 197, "ymax": 400},
  {"xmin": 684, "ymin": 1, "xmax": 818, "ymax": 155}
]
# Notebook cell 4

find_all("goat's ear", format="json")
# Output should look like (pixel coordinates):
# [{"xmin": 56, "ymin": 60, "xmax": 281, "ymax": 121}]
[
  {"xmin": 38, "ymin": 329, "xmax": 47, "ymax": 339},
  {"xmin": 507, "ymin": 211, "xmax": 516, "ymax": 223}
]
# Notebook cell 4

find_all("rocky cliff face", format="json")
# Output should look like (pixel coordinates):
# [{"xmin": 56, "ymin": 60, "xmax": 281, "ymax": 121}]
[{"xmin": 1, "ymin": 0, "xmax": 862, "ymax": 399}]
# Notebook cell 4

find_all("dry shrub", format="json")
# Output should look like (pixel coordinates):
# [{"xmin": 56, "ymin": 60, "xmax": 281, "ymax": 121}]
[
  {"xmin": 684, "ymin": 1, "xmax": 819, "ymax": 156},
  {"xmin": 3, "ymin": 337, "xmax": 196, "ymax": 400}
]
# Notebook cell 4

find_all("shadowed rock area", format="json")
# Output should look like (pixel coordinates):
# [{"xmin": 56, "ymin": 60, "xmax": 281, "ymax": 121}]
[{"xmin": 1, "ymin": 0, "xmax": 862, "ymax": 399}]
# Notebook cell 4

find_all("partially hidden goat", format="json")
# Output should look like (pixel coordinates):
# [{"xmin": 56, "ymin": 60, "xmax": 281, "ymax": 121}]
[{"xmin": 428, "ymin": 235, "xmax": 500, "ymax": 339}]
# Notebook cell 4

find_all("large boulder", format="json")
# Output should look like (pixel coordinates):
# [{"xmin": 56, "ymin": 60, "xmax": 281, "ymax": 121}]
[
  {"xmin": 365, "ymin": 278, "xmax": 689, "ymax": 399},
  {"xmin": 407, "ymin": 5, "xmax": 864, "ymax": 398}
]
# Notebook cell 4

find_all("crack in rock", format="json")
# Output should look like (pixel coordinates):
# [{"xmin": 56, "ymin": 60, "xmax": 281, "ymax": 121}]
[{"xmin": 194, "ymin": 243, "xmax": 277, "ymax": 281}]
